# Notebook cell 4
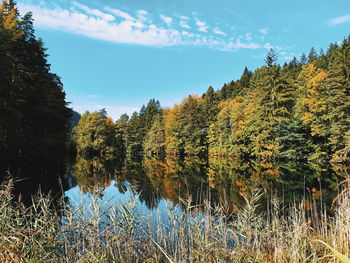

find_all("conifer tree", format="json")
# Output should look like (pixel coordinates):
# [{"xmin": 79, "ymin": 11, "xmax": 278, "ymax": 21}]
[{"xmin": 0, "ymin": 1, "xmax": 70, "ymax": 197}]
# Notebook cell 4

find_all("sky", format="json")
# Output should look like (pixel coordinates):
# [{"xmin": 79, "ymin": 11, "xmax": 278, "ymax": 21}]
[{"xmin": 16, "ymin": 0, "xmax": 350, "ymax": 120}]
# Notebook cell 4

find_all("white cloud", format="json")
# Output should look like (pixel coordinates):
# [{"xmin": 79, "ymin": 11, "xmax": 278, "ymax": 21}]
[
  {"xmin": 264, "ymin": 43, "xmax": 273, "ymax": 49},
  {"xmin": 182, "ymin": 31, "xmax": 194, "ymax": 37},
  {"xmin": 105, "ymin": 7, "xmax": 135, "ymax": 21},
  {"xmin": 209, "ymin": 38, "xmax": 260, "ymax": 51},
  {"xmin": 232, "ymin": 39, "xmax": 260, "ymax": 49},
  {"xmin": 160, "ymin": 14, "xmax": 173, "ymax": 26},
  {"xmin": 195, "ymin": 18, "xmax": 208, "ymax": 32},
  {"xmin": 195, "ymin": 19, "xmax": 205, "ymax": 27},
  {"xmin": 275, "ymin": 45, "xmax": 282, "ymax": 51},
  {"xmin": 245, "ymin": 33, "xmax": 252, "ymax": 41},
  {"xmin": 258, "ymin": 27, "xmax": 268, "ymax": 34},
  {"xmin": 137, "ymin": 10, "xmax": 148, "ymax": 16},
  {"xmin": 136, "ymin": 10, "xmax": 148, "ymax": 22},
  {"xmin": 213, "ymin": 27, "xmax": 226, "ymax": 36},
  {"xmin": 329, "ymin": 14, "xmax": 350, "ymax": 25},
  {"xmin": 180, "ymin": 15, "xmax": 189, "ymax": 20},
  {"xmin": 180, "ymin": 20, "xmax": 190, "ymax": 29},
  {"xmin": 17, "ymin": 2, "xmax": 268, "ymax": 52},
  {"xmin": 73, "ymin": 2, "xmax": 115, "ymax": 22},
  {"xmin": 18, "ymin": 3, "xmax": 181, "ymax": 46}
]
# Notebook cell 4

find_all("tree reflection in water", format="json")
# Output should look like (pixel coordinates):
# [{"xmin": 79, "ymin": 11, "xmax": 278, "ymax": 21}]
[{"xmin": 69, "ymin": 154, "xmax": 346, "ymax": 215}]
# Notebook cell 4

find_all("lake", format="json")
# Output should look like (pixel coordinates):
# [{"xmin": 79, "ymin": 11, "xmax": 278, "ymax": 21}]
[{"xmin": 65, "ymin": 155, "xmax": 345, "ymax": 220}]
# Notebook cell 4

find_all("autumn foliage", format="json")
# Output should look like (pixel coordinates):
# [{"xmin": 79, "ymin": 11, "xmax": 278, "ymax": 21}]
[{"xmin": 74, "ymin": 37, "xmax": 350, "ymax": 168}]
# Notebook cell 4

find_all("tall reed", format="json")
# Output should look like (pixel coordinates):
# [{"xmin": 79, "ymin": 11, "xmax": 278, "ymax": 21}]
[{"xmin": 0, "ymin": 178, "xmax": 349, "ymax": 262}]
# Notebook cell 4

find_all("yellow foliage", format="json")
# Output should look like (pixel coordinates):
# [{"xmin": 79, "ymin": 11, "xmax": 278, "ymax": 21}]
[
  {"xmin": 296, "ymin": 63, "xmax": 329, "ymax": 137},
  {"xmin": 105, "ymin": 117, "xmax": 115, "ymax": 128}
]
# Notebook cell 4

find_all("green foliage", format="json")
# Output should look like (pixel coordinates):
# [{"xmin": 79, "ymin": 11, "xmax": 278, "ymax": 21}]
[
  {"xmin": 74, "ymin": 109, "xmax": 120, "ymax": 159},
  {"xmin": 265, "ymin": 48, "xmax": 278, "ymax": 68},
  {"xmin": 143, "ymin": 114, "xmax": 166, "ymax": 155},
  {"xmin": 126, "ymin": 99, "xmax": 161, "ymax": 155},
  {"xmin": 122, "ymin": 36, "xmax": 350, "ymax": 168},
  {"xmin": 75, "ymin": 35, "xmax": 350, "ymax": 170},
  {"xmin": 275, "ymin": 119, "xmax": 314, "ymax": 161}
]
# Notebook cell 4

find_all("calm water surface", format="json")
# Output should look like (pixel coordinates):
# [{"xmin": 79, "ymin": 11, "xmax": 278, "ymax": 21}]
[{"xmin": 65, "ymin": 155, "xmax": 346, "ymax": 219}]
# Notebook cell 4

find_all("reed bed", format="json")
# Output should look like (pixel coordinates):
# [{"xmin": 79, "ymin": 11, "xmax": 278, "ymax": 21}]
[{"xmin": 0, "ymin": 178, "xmax": 349, "ymax": 262}]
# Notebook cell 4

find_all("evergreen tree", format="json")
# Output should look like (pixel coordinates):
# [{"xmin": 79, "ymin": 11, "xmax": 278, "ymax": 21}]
[
  {"xmin": 234, "ymin": 67, "xmax": 252, "ymax": 97},
  {"xmin": 0, "ymin": 1, "xmax": 70, "ymax": 199},
  {"xmin": 323, "ymin": 37, "xmax": 350, "ymax": 162},
  {"xmin": 143, "ymin": 114, "xmax": 166, "ymax": 155},
  {"xmin": 125, "ymin": 99, "xmax": 161, "ymax": 155},
  {"xmin": 300, "ymin": 53, "xmax": 308, "ymax": 65},
  {"xmin": 308, "ymin": 47, "xmax": 318, "ymax": 63},
  {"xmin": 265, "ymin": 49, "xmax": 278, "ymax": 68}
]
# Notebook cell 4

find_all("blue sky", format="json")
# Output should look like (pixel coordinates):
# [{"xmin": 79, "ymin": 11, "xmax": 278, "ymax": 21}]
[{"xmin": 17, "ymin": 0, "xmax": 350, "ymax": 120}]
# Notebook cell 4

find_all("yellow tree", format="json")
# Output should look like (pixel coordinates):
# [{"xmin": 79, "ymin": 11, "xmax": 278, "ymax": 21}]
[
  {"xmin": 163, "ymin": 105, "xmax": 183, "ymax": 154},
  {"xmin": 295, "ymin": 63, "xmax": 329, "ymax": 162}
]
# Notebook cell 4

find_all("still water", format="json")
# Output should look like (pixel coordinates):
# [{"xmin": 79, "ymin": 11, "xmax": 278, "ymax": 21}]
[{"xmin": 65, "ymin": 155, "xmax": 345, "ymax": 218}]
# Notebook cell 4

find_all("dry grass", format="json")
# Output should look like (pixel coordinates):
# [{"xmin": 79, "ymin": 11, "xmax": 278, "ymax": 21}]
[{"xmin": 0, "ymin": 178, "xmax": 349, "ymax": 262}]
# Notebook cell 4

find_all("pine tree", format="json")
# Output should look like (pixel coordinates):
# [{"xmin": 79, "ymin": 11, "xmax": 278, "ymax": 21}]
[
  {"xmin": 308, "ymin": 47, "xmax": 318, "ymax": 63},
  {"xmin": 264, "ymin": 49, "xmax": 278, "ymax": 68},
  {"xmin": 300, "ymin": 53, "xmax": 308, "ymax": 65}
]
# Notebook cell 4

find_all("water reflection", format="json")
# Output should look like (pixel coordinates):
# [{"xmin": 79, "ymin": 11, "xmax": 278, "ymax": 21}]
[
  {"xmin": 70, "ymin": 154, "xmax": 123, "ymax": 195},
  {"xmin": 68, "ymin": 154, "xmax": 347, "ymax": 215}
]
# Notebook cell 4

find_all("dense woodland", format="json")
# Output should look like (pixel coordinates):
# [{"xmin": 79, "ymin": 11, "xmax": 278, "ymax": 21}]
[
  {"xmin": 1, "ymin": 0, "xmax": 350, "ymax": 196},
  {"xmin": 75, "ymin": 39, "xmax": 350, "ymax": 169},
  {"xmin": 0, "ymin": 1, "xmax": 70, "ymax": 197}
]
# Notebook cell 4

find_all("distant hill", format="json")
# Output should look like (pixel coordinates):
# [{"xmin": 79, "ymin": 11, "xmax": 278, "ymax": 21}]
[{"xmin": 69, "ymin": 109, "xmax": 81, "ymax": 131}]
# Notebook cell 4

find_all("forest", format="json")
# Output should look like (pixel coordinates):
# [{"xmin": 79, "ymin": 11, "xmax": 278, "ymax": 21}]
[
  {"xmin": 1, "ymin": 0, "xmax": 350, "ymax": 195},
  {"xmin": 74, "ymin": 41, "xmax": 350, "ymax": 169}
]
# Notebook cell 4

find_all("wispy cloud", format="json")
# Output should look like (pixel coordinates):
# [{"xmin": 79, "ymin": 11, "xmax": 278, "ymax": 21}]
[
  {"xmin": 213, "ymin": 27, "xmax": 226, "ymax": 36},
  {"xmin": 105, "ymin": 7, "xmax": 135, "ymax": 21},
  {"xmin": 137, "ymin": 10, "xmax": 148, "ymax": 21},
  {"xmin": 73, "ymin": 2, "xmax": 115, "ymax": 22},
  {"xmin": 18, "ymin": 2, "xmax": 267, "ymax": 52},
  {"xmin": 195, "ymin": 18, "xmax": 208, "ymax": 32},
  {"xmin": 228, "ymin": 39, "xmax": 261, "ymax": 50},
  {"xmin": 205, "ymin": 38, "xmax": 261, "ymax": 51},
  {"xmin": 160, "ymin": 14, "xmax": 173, "ymax": 27},
  {"xmin": 258, "ymin": 27, "xmax": 268, "ymax": 34},
  {"xmin": 329, "ymin": 14, "xmax": 350, "ymax": 25},
  {"xmin": 137, "ymin": 10, "xmax": 148, "ymax": 16},
  {"xmin": 18, "ymin": 3, "xmax": 180, "ymax": 46},
  {"xmin": 180, "ymin": 20, "xmax": 190, "ymax": 29},
  {"xmin": 245, "ymin": 33, "xmax": 252, "ymax": 41},
  {"xmin": 182, "ymin": 31, "xmax": 194, "ymax": 37},
  {"xmin": 264, "ymin": 43, "xmax": 273, "ymax": 49}
]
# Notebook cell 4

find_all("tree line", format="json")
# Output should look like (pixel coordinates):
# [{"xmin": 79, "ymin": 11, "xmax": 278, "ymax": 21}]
[{"xmin": 75, "ymin": 37, "xmax": 350, "ymax": 168}]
